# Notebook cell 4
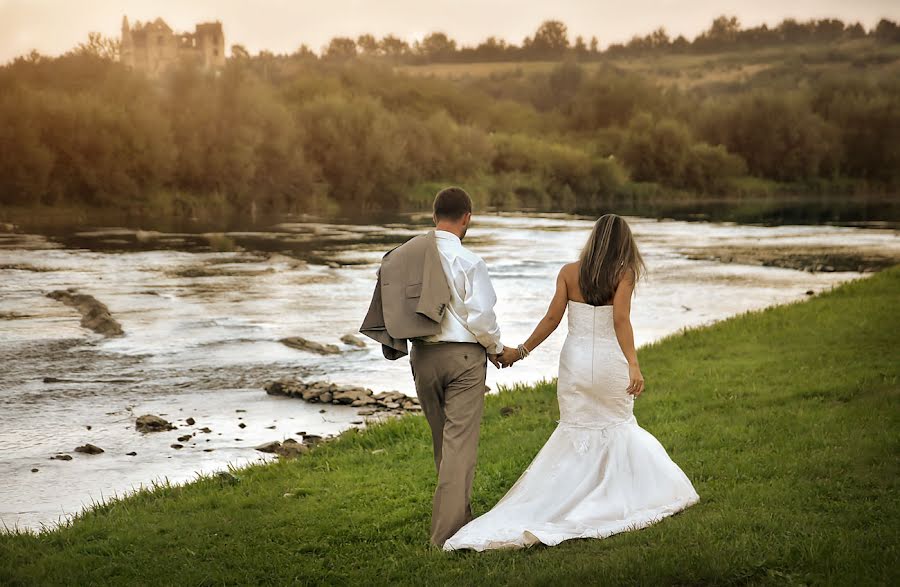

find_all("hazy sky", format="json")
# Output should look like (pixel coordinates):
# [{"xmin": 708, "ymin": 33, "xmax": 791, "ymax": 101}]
[{"xmin": 2, "ymin": 0, "xmax": 898, "ymax": 63}]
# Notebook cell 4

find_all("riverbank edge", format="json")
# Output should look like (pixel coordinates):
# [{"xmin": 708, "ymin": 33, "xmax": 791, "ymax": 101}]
[
  {"xmin": 0, "ymin": 267, "xmax": 897, "ymax": 585},
  {"xmin": 2, "ymin": 188, "xmax": 897, "ymax": 232}
]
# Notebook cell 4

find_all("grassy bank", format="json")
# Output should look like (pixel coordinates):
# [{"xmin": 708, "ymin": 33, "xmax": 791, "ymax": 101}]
[{"xmin": 2, "ymin": 268, "xmax": 898, "ymax": 585}]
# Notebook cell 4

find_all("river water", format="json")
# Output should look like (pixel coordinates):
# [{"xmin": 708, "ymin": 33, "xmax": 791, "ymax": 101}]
[{"xmin": 1, "ymin": 213, "xmax": 897, "ymax": 532}]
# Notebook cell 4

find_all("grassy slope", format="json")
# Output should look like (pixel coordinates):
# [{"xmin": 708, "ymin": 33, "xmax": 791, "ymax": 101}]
[
  {"xmin": 1, "ymin": 268, "xmax": 898, "ymax": 586},
  {"xmin": 397, "ymin": 40, "xmax": 900, "ymax": 89}
]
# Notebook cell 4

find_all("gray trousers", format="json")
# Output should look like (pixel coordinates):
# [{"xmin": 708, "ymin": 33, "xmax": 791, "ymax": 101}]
[{"xmin": 409, "ymin": 341, "xmax": 487, "ymax": 547}]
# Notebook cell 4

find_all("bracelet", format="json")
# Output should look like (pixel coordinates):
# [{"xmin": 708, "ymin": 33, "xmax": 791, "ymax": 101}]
[{"xmin": 517, "ymin": 343, "xmax": 531, "ymax": 360}]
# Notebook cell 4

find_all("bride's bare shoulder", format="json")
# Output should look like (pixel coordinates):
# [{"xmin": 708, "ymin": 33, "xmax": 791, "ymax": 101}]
[{"xmin": 558, "ymin": 262, "xmax": 583, "ymax": 300}]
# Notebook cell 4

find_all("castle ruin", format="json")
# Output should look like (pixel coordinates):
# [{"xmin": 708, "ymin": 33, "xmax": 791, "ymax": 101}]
[{"xmin": 120, "ymin": 17, "xmax": 225, "ymax": 76}]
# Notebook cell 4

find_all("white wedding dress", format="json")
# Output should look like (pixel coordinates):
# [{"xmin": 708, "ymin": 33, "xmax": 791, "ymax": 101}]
[{"xmin": 444, "ymin": 300, "xmax": 700, "ymax": 551}]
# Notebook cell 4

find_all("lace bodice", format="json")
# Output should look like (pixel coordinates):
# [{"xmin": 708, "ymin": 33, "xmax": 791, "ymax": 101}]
[{"xmin": 556, "ymin": 300, "xmax": 633, "ymax": 430}]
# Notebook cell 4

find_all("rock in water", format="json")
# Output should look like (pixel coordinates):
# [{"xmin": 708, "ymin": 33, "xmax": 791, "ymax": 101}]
[
  {"xmin": 45, "ymin": 290, "xmax": 124, "ymax": 337},
  {"xmin": 279, "ymin": 337, "xmax": 341, "ymax": 355},
  {"xmin": 51, "ymin": 454, "xmax": 73, "ymax": 461},
  {"xmin": 255, "ymin": 439, "xmax": 309, "ymax": 459},
  {"xmin": 135, "ymin": 414, "xmax": 175, "ymax": 433},
  {"xmin": 74, "ymin": 443, "xmax": 104, "ymax": 455},
  {"xmin": 340, "ymin": 334, "xmax": 367, "ymax": 348},
  {"xmin": 254, "ymin": 441, "xmax": 281, "ymax": 453}
]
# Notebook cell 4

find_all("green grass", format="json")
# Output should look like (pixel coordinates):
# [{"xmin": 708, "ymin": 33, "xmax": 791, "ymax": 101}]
[{"xmin": 2, "ymin": 268, "xmax": 898, "ymax": 585}]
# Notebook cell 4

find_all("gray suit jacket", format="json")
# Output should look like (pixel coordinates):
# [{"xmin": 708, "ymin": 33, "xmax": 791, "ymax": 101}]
[{"xmin": 359, "ymin": 230, "xmax": 451, "ymax": 359}]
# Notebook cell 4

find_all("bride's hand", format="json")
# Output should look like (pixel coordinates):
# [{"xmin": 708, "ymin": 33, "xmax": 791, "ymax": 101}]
[
  {"xmin": 626, "ymin": 364, "xmax": 644, "ymax": 397},
  {"xmin": 499, "ymin": 346, "xmax": 519, "ymax": 368}
]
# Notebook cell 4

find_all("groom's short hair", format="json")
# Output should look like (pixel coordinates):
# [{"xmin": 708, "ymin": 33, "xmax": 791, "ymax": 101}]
[{"xmin": 433, "ymin": 187, "xmax": 472, "ymax": 221}]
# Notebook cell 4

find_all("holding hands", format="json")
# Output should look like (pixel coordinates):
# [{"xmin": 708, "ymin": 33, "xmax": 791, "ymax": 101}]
[{"xmin": 488, "ymin": 344, "xmax": 529, "ymax": 369}]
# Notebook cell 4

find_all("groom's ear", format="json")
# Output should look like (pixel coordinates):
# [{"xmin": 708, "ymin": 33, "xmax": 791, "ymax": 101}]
[{"xmin": 462, "ymin": 212, "xmax": 472, "ymax": 226}]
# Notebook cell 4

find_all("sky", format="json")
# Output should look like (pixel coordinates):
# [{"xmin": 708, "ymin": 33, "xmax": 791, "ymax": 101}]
[{"xmin": 2, "ymin": 0, "xmax": 899, "ymax": 63}]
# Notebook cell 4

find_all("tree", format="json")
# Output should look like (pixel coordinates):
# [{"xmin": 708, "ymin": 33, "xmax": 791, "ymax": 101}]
[
  {"xmin": 528, "ymin": 20, "xmax": 569, "ymax": 58},
  {"xmin": 416, "ymin": 32, "xmax": 457, "ymax": 62},
  {"xmin": 73, "ymin": 32, "xmax": 120, "ymax": 61},
  {"xmin": 356, "ymin": 34, "xmax": 380, "ymax": 56},
  {"xmin": 324, "ymin": 37, "xmax": 357, "ymax": 61},
  {"xmin": 231, "ymin": 44, "xmax": 250, "ymax": 60},
  {"xmin": 379, "ymin": 35, "xmax": 410, "ymax": 60}
]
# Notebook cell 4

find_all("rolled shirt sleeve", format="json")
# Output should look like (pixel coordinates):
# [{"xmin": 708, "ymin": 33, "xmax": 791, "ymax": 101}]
[{"xmin": 463, "ymin": 259, "xmax": 503, "ymax": 355}]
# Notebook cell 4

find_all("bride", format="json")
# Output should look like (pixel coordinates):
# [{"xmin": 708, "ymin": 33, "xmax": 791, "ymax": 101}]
[{"xmin": 443, "ymin": 214, "xmax": 700, "ymax": 551}]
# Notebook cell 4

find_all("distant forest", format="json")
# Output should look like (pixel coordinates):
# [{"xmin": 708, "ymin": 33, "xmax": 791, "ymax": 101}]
[{"xmin": 1, "ymin": 16, "xmax": 898, "ymax": 216}]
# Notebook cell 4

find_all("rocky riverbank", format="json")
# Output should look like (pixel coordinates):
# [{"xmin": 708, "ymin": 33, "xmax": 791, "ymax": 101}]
[
  {"xmin": 264, "ymin": 379, "xmax": 421, "ymax": 419},
  {"xmin": 682, "ymin": 245, "xmax": 900, "ymax": 273}
]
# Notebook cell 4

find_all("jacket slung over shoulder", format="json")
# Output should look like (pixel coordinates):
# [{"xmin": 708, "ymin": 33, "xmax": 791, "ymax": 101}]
[{"xmin": 359, "ymin": 230, "xmax": 451, "ymax": 359}]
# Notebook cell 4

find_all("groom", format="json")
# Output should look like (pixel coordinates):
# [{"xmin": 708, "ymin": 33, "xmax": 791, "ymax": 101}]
[{"xmin": 360, "ymin": 187, "xmax": 517, "ymax": 547}]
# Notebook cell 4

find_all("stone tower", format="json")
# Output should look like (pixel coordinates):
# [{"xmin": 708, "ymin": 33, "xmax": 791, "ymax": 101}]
[{"xmin": 119, "ymin": 16, "xmax": 225, "ymax": 76}]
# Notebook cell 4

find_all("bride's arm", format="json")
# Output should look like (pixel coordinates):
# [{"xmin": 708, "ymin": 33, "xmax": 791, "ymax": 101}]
[
  {"xmin": 507, "ymin": 267, "xmax": 569, "ymax": 365},
  {"xmin": 612, "ymin": 270, "xmax": 645, "ymax": 397}
]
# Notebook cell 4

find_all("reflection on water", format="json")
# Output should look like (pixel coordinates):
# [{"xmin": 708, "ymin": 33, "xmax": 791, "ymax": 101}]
[{"xmin": 0, "ymin": 213, "xmax": 897, "ymax": 532}]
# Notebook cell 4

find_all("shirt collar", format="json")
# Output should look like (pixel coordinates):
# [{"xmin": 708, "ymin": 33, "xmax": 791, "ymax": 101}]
[{"xmin": 433, "ymin": 229, "xmax": 462, "ymax": 245}]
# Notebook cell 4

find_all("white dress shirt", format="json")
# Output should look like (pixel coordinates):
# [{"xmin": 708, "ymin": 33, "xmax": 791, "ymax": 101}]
[{"xmin": 419, "ymin": 230, "xmax": 503, "ymax": 354}]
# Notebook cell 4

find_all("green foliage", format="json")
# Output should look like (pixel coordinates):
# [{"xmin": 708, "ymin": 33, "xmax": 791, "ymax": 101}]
[
  {"xmin": 0, "ymin": 269, "xmax": 897, "ymax": 585},
  {"xmin": 696, "ymin": 92, "xmax": 843, "ymax": 181},
  {"xmin": 0, "ymin": 32, "xmax": 897, "ymax": 215}
]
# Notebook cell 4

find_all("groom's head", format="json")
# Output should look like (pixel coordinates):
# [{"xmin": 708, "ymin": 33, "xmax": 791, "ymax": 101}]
[{"xmin": 433, "ymin": 187, "xmax": 473, "ymax": 239}]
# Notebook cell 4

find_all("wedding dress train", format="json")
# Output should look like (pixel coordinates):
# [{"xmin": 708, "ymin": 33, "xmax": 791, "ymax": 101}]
[{"xmin": 443, "ymin": 300, "xmax": 699, "ymax": 551}]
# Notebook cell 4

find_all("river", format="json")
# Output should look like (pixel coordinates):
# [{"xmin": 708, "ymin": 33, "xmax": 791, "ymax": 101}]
[{"xmin": 1, "ymin": 212, "xmax": 897, "ymax": 532}]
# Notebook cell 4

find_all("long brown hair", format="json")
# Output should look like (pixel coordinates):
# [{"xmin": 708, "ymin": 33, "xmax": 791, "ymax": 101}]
[{"xmin": 578, "ymin": 214, "xmax": 646, "ymax": 306}]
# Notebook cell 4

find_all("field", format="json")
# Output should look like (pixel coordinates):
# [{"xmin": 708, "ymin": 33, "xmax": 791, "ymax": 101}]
[{"xmin": 397, "ymin": 39, "xmax": 900, "ymax": 89}]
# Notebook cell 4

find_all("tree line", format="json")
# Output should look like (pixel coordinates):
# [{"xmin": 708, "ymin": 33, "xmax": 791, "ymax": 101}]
[
  {"xmin": 0, "ymin": 20, "xmax": 897, "ymax": 216},
  {"xmin": 290, "ymin": 16, "xmax": 900, "ymax": 64}
]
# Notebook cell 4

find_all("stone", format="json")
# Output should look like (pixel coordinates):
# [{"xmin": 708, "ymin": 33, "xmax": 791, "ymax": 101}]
[
  {"xmin": 170, "ymin": 444, "xmax": 184, "ymax": 449},
  {"xmin": 279, "ymin": 337, "xmax": 341, "ymax": 355},
  {"xmin": 215, "ymin": 471, "xmax": 240, "ymax": 484},
  {"xmin": 185, "ymin": 417, "xmax": 196, "ymax": 425},
  {"xmin": 177, "ymin": 434, "xmax": 193, "ymax": 442},
  {"xmin": 74, "ymin": 443, "xmax": 104, "ymax": 455},
  {"xmin": 135, "ymin": 414, "xmax": 175, "ymax": 433},
  {"xmin": 340, "ymin": 334, "xmax": 367, "ymax": 348},
  {"xmin": 303, "ymin": 434, "xmax": 324, "ymax": 446},
  {"xmin": 265, "ymin": 425, "xmax": 276, "ymax": 429},
  {"xmin": 255, "ymin": 441, "xmax": 281, "ymax": 453},
  {"xmin": 357, "ymin": 408, "xmax": 376, "ymax": 416},
  {"xmin": 51, "ymin": 454, "xmax": 73, "ymax": 461},
  {"xmin": 126, "ymin": 451, "xmax": 137, "ymax": 456},
  {"xmin": 319, "ymin": 392, "xmax": 332, "ymax": 404},
  {"xmin": 45, "ymin": 290, "xmax": 124, "ymax": 337},
  {"xmin": 199, "ymin": 427, "xmax": 212, "ymax": 433},
  {"xmin": 351, "ymin": 420, "xmax": 363, "ymax": 425},
  {"xmin": 276, "ymin": 439, "xmax": 309, "ymax": 458},
  {"xmin": 31, "ymin": 468, "xmax": 39, "ymax": 473},
  {"xmin": 238, "ymin": 423, "xmax": 246, "ymax": 429}
]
